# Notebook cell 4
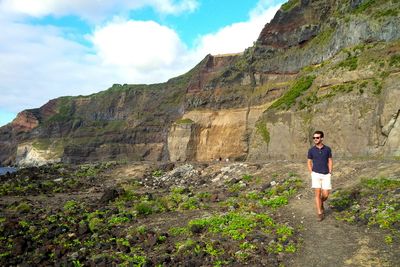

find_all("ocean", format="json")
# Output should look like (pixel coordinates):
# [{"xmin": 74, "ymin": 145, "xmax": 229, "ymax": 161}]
[{"xmin": 0, "ymin": 167, "xmax": 16, "ymax": 175}]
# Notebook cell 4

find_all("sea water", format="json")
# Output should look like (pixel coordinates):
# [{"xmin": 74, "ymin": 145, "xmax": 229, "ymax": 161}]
[{"xmin": 0, "ymin": 167, "xmax": 16, "ymax": 175}]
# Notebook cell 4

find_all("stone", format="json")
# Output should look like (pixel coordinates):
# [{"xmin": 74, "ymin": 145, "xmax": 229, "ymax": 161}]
[{"xmin": 99, "ymin": 187, "xmax": 124, "ymax": 204}]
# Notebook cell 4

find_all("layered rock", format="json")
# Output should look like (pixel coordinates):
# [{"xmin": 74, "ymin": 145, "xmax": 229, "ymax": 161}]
[
  {"xmin": 248, "ymin": 42, "xmax": 400, "ymax": 159},
  {"xmin": 0, "ymin": 0, "xmax": 399, "ymax": 165},
  {"xmin": 168, "ymin": 104, "xmax": 270, "ymax": 161}
]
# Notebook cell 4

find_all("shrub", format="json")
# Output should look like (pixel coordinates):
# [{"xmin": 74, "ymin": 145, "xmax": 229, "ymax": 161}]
[
  {"xmin": 176, "ymin": 118, "xmax": 194, "ymax": 124},
  {"xmin": 255, "ymin": 121, "xmax": 270, "ymax": 144},
  {"xmin": 268, "ymin": 75, "xmax": 315, "ymax": 110},
  {"xmin": 136, "ymin": 201, "xmax": 153, "ymax": 215},
  {"xmin": 88, "ymin": 217, "xmax": 103, "ymax": 232},
  {"xmin": 281, "ymin": 0, "xmax": 299, "ymax": 12},
  {"xmin": 337, "ymin": 56, "xmax": 358, "ymax": 71},
  {"xmin": 389, "ymin": 54, "xmax": 400, "ymax": 67}
]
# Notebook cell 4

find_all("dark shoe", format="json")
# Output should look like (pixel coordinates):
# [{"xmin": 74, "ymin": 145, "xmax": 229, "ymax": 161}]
[{"xmin": 317, "ymin": 213, "xmax": 324, "ymax": 222}]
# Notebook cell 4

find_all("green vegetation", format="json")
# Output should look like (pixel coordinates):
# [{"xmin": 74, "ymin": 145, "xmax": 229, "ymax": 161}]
[
  {"xmin": 175, "ymin": 118, "xmax": 194, "ymax": 124},
  {"xmin": 0, "ymin": 162, "xmax": 117, "ymax": 197},
  {"xmin": 152, "ymin": 169, "xmax": 164, "ymax": 177},
  {"xmin": 0, "ymin": 164, "xmax": 306, "ymax": 266},
  {"xmin": 268, "ymin": 75, "xmax": 315, "ymax": 110},
  {"xmin": 337, "ymin": 56, "xmax": 358, "ymax": 71},
  {"xmin": 331, "ymin": 177, "xmax": 400, "ymax": 244},
  {"xmin": 281, "ymin": 0, "xmax": 299, "ymax": 12},
  {"xmin": 353, "ymin": 0, "xmax": 377, "ymax": 13},
  {"xmin": 389, "ymin": 54, "xmax": 400, "ymax": 67},
  {"xmin": 307, "ymin": 27, "xmax": 335, "ymax": 48},
  {"xmin": 375, "ymin": 8, "xmax": 399, "ymax": 18},
  {"xmin": 255, "ymin": 121, "xmax": 270, "ymax": 144},
  {"xmin": 46, "ymin": 97, "xmax": 74, "ymax": 123},
  {"xmin": 372, "ymin": 78, "xmax": 383, "ymax": 95}
]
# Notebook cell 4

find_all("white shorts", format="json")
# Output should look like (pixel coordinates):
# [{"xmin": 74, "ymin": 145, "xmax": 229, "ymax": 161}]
[{"xmin": 311, "ymin": 172, "xmax": 332, "ymax": 190}]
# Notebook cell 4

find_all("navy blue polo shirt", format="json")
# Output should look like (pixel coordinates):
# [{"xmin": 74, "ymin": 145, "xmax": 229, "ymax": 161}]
[{"xmin": 307, "ymin": 145, "xmax": 332, "ymax": 174}]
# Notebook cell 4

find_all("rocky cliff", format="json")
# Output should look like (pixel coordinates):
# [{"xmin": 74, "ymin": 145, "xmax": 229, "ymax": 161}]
[{"xmin": 0, "ymin": 0, "xmax": 399, "ymax": 166}]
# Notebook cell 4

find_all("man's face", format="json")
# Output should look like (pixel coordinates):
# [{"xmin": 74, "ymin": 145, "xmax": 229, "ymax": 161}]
[{"xmin": 313, "ymin": 134, "xmax": 323, "ymax": 145}]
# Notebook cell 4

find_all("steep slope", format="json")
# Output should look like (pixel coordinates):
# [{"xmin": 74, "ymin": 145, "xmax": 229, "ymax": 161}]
[{"xmin": 0, "ymin": 0, "xmax": 399, "ymax": 166}]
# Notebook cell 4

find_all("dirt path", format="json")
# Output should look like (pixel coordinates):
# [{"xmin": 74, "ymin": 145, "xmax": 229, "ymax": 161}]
[
  {"xmin": 285, "ymin": 193, "xmax": 392, "ymax": 266},
  {"xmin": 282, "ymin": 160, "xmax": 400, "ymax": 267}
]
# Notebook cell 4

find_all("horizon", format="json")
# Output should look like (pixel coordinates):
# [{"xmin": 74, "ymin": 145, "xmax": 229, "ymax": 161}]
[{"xmin": 0, "ymin": 0, "xmax": 285, "ymax": 127}]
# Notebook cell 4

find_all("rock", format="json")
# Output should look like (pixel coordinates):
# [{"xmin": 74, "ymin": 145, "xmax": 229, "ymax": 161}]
[
  {"xmin": 78, "ymin": 222, "xmax": 89, "ymax": 235},
  {"xmin": 210, "ymin": 193, "xmax": 220, "ymax": 202},
  {"xmin": 13, "ymin": 236, "xmax": 27, "ymax": 255},
  {"xmin": 261, "ymin": 183, "xmax": 271, "ymax": 192},
  {"xmin": 190, "ymin": 223, "xmax": 205, "ymax": 234},
  {"xmin": 146, "ymin": 232, "xmax": 158, "ymax": 247},
  {"xmin": 99, "ymin": 187, "xmax": 124, "ymax": 204}
]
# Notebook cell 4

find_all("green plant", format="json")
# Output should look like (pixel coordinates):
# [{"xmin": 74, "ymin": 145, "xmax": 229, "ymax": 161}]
[
  {"xmin": 285, "ymin": 243, "xmax": 297, "ymax": 253},
  {"xmin": 176, "ymin": 118, "xmax": 194, "ymax": 124},
  {"xmin": 268, "ymin": 75, "xmax": 315, "ymax": 110},
  {"xmin": 179, "ymin": 197, "xmax": 200, "ymax": 210},
  {"xmin": 157, "ymin": 235, "xmax": 167, "ymax": 243},
  {"xmin": 72, "ymin": 260, "xmax": 83, "ymax": 267},
  {"xmin": 15, "ymin": 202, "xmax": 31, "ymax": 213},
  {"xmin": 136, "ymin": 225, "xmax": 147, "ymax": 235},
  {"xmin": 361, "ymin": 177, "xmax": 400, "ymax": 190},
  {"xmin": 88, "ymin": 217, "xmax": 103, "ymax": 233},
  {"xmin": 63, "ymin": 200, "xmax": 78, "ymax": 211},
  {"xmin": 330, "ymin": 190, "xmax": 356, "ymax": 211},
  {"xmin": 196, "ymin": 191, "xmax": 211, "ymax": 200},
  {"xmin": 337, "ymin": 56, "xmax": 358, "ymax": 71},
  {"xmin": 189, "ymin": 212, "xmax": 265, "ymax": 240},
  {"xmin": 266, "ymin": 241, "xmax": 284, "ymax": 254},
  {"xmin": 135, "ymin": 201, "xmax": 153, "ymax": 215},
  {"xmin": 281, "ymin": 0, "xmax": 299, "ymax": 12},
  {"xmin": 204, "ymin": 242, "xmax": 224, "ymax": 257},
  {"xmin": 246, "ymin": 191, "xmax": 262, "ymax": 200},
  {"xmin": 255, "ymin": 121, "xmax": 270, "ymax": 144},
  {"xmin": 260, "ymin": 195, "xmax": 289, "ymax": 208},
  {"xmin": 152, "ymin": 170, "xmax": 163, "ymax": 177},
  {"xmin": 175, "ymin": 238, "xmax": 196, "ymax": 253},
  {"xmin": 239, "ymin": 241, "xmax": 257, "ymax": 250},
  {"xmin": 242, "ymin": 174, "xmax": 253, "ymax": 182},
  {"xmin": 389, "ymin": 54, "xmax": 400, "ymax": 67},
  {"xmin": 384, "ymin": 235, "xmax": 393, "ymax": 245},
  {"xmin": 169, "ymin": 227, "xmax": 189, "ymax": 236},
  {"xmin": 307, "ymin": 27, "xmax": 334, "ymax": 47},
  {"xmin": 108, "ymin": 216, "xmax": 130, "ymax": 226}
]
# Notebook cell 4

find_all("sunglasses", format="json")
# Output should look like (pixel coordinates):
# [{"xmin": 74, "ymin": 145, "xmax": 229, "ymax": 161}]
[{"xmin": 313, "ymin": 136, "xmax": 321, "ymax": 139}]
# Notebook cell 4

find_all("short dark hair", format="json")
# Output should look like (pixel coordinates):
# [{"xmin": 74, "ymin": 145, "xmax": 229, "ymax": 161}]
[{"xmin": 313, "ymin": 130, "xmax": 324, "ymax": 138}]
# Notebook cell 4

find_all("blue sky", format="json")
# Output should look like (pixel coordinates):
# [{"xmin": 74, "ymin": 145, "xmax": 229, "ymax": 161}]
[{"xmin": 0, "ymin": 0, "xmax": 285, "ymax": 127}]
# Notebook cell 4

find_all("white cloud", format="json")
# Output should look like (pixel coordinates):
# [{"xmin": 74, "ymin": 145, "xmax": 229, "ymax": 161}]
[
  {"xmin": 0, "ymin": 19, "xmax": 198, "ymax": 114},
  {"xmin": 0, "ymin": 21, "xmax": 118, "ymax": 113},
  {"xmin": 194, "ymin": 3, "xmax": 281, "ymax": 55},
  {"xmin": 0, "ymin": 0, "xmax": 199, "ymax": 22},
  {"xmin": 91, "ymin": 19, "xmax": 186, "ymax": 70},
  {"xmin": 0, "ymin": 0, "xmax": 282, "ymax": 125}
]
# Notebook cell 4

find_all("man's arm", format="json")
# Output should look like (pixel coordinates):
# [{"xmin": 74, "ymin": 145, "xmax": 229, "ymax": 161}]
[
  {"xmin": 328, "ymin": 158, "xmax": 333, "ymax": 174},
  {"xmin": 307, "ymin": 159, "xmax": 313, "ymax": 173}
]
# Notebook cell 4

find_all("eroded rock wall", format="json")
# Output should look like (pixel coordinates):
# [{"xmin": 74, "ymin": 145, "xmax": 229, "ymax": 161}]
[{"xmin": 168, "ymin": 105, "xmax": 269, "ymax": 161}]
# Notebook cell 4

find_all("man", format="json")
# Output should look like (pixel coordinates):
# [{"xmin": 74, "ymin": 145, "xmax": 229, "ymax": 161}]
[{"xmin": 307, "ymin": 130, "xmax": 333, "ymax": 221}]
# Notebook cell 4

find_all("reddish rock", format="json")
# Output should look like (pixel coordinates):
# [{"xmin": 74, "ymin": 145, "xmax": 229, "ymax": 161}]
[
  {"xmin": 186, "ymin": 54, "xmax": 239, "ymax": 93},
  {"xmin": 12, "ymin": 110, "xmax": 39, "ymax": 132}
]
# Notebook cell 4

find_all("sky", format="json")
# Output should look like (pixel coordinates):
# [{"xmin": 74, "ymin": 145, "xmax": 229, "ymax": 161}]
[{"xmin": 0, "ymin": 0, "xmax": 285, "ymax": 127}]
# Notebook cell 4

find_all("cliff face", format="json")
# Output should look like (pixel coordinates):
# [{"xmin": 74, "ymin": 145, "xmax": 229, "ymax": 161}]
[{"xmin": 0, "ymin": 0, "xmax": 399, "ymax": 166}]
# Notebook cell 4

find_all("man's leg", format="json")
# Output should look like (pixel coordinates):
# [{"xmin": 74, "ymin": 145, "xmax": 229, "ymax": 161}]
[
  {"xmin": 321, "ymin": 190, "xmax": 330, "ymax": 202},
  {"xmin": 321, "ymin": 189, "xmax": 330, "ymax": 210},
  {"xmin": 314, "ymin": 188, "xmax": 323, "ymax": 215}
]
